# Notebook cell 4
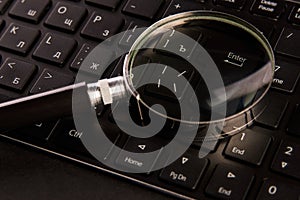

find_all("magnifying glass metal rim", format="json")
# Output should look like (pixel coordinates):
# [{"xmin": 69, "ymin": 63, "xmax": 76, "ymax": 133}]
[{"xmin": 122, "ymin": 10, "xmax": 275, "ymax": 125}]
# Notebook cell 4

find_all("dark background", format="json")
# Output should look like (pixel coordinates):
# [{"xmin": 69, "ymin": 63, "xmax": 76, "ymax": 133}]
[{"xmin": 0, "ymin": 139, "xmax": 173, "ymax": 200}]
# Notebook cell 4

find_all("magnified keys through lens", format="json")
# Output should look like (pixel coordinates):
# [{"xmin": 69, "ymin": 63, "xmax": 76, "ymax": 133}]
[{"xmin": 118, "ymin": 11, "xmax": 275, "ymax": 139}]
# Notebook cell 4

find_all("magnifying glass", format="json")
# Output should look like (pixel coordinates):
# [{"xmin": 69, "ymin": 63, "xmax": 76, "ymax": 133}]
[
  {"xmin": 75, "ymin": 10, "xmax": 274, "ymax": 141},
  {"xmin": 0, "ymin": 11, "xmax": 275, "ymax": 142}
]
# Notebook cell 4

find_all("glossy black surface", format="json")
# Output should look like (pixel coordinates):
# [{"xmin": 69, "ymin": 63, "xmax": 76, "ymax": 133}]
[{"xmin": 0, "ymin": 0, "xmax": 299, "ymax": 199}]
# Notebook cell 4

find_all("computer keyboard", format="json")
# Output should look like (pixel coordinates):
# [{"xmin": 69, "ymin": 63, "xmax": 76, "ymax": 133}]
[{"xmin": 0, "ymin": 0, "xmax": 299, "ymax": 199}]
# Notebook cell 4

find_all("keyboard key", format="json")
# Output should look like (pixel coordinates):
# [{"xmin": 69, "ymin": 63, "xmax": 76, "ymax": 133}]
[
  {"xmin": 145, "ymin": 61, "xmax": 195, "ymax": 101},
  {"xmin": 205, "ymin": 164, "xmax": 254, "ymax": 200},
  {"xmin": 70, "ymin": 44, "xmax": 94, "ymax": 71},
  {"xmin": 257, "ymin": 179, "xmax": 300, "ymax": 199},
  {"xmin": 45, "ymin": 2, "xmax": 87, "ymax": 33},
  {"xmin": 287, "ymin": 105, "xmax": 300, "ymax": 136},
  {"xmin": 81, "ymin": 12, "xmax": 124, "ymax": 41},
  {"xmin": 30, "ymin": 69, "xmax": 74, "ymax": 94},
  {"xmin": 109, "ymin": 56, "xmax": 127, "ymax": 78},
  {"xmin": 272, "ymin": 61, "xmax": 300, "ymax": 93},
  {"xmin": 214, "ymin": 0, "xmax": 246, "ymax": 10},
  {"xmin": 51, "ymin": 118, "xmax": 120, "ymax": 159},
  {"xmin": 119, "ymin": 21, "xmax": 148, "ymax": 48},
  {"xmin": 0, "ymin": 58, "xmax": 36, "ymax": 91},
  {"xmin": 11, "ymin": 121, "xmax": 58, "ymax": 141},
  {"xmin": 271, "ymin": 140, "xmax": 300, "ymax": 180},
  {"xmin": 123, "ymin": 0, "xmax": 164, "ymax": 19},
  {"xmin": 86, "ymin": 0, "xmax": 121, "ymax": 9},
  {"xmin": 109, "ymin": 98, "xmax": 139, "ymax": 124},
  {"xmin": 246, "ymin": 18, "xmax": 275, "ymax": 39},
  {"xmin": 51, "ymin": 119, "xmax": 94, "ymax": 156},
  {"xmin": 163, "ymin": 0, "xmax": 206, "ymax": 17},
  {"xmin": 250, "ymin": 0, "xmax": 285, "ymax": 19},
  {"xmin": 203, "ymin": 27, "xmax": 269, "ymax": 84},
  {"xmin": 159, "ymin": 153, "xmax": 208, "ymax": 189},
  {"xmin": 0, "ymin": 94, "xmax": 13, "ymax": 103},
  {"xmin": 224, "ymin": 129, "xmax": 272, "ymax": 165},
  {"xmin": 0, "ymin": 23, "xmax": 40, "ymax": 55},
  {"xmin": 0, "ymin": 0, "xmax": 12, "ymax": 14},
  {"xmin": 275, "ymin": 28, "xmax": 300, "ymax": 60},
  {"xmin": 77, "ymin": 47, "xmax": 114, "ymax": 75},
  {"xmin": 50, "ymin": 119, "xmax": 89, "ymax": 155},
  {"xmin": 155, "ymin": 28, "xmax": 202, "ymax": 59},
  {"xmin": 289, "ymin": 6, "xmax": 300, "ymax": 25},
  {"xmin": 255, "ymin": 93, "xmax": 288, "ymax": 129},
  {"xmin": 33, "ymin": 33, "xmax": 77, "ymax": 66},
  {"xmin": 116, "ymin": 137, "xmax": 163, "ymax": 173},
  {"xmin": 9, "ymin": 0, "xmax": 51, "ymax": 23},
  {"xmin": 0, "ymin": 19, "xmax": 3, "ymax": 29}
]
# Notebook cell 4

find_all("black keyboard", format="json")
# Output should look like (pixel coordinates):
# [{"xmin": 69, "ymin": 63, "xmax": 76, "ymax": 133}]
[{"xmin": 0, "ymin": 0, "xmax": 300, "ymax": 199}]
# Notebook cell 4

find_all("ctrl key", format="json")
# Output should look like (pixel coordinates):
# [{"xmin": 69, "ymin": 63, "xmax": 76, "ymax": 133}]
[
  {"xmin": 51, "ymin": 118, "xmax": 120, "ymax": 158},
  {"xmin": 205, "ymin": 164, "xmax": 254, "ymax": 200}
]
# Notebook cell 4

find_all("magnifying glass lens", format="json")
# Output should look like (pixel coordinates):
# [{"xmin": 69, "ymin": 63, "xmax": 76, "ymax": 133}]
[{"xmin": 124, "ymin": 11, "xmax": 274, "ymax": 137}]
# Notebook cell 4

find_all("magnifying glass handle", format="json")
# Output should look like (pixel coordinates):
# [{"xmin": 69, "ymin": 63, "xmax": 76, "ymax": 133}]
[
  {"xmin": 0, "ymin": 76, "xmax": 126, "ymax": 130},
  {"xmin": 0, "ymin": 82, "xmax": 87, "ymax": 130}
]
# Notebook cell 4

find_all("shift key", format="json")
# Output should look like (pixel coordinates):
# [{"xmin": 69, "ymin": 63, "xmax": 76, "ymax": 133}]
[{"xmin": 272, "ymin": 60, "xmax": 300, "ymax": 93}]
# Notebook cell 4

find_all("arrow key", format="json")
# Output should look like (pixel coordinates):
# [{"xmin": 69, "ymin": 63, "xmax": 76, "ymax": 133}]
[
  {"xmin": 159, "ymin": 152, "xmax": 208, "ymax": 189},
  {"xmin": 30, "ymin": 69, "xmax": 74, "ymax": 94},
  {"xmin": 271, "ymin": 140, "xmax": 300, "ymax": 180},
  {"xmin": 181, "ymin": 157, "xmax": 189, "ymax": 164},
  {"xmin": 116, "ymin": 137, "xmax": 164, "ymax": 173},
  {"xmin": 227, "ymin": 172, "xmax": 236, "ymax": 179},
  {"xmin": 138, "ymin": 144, "xmax": 146, "ymax": 151},
  {"xmin": 206, "ymin": 164, "xmax": 254, "ymax": 200}
]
